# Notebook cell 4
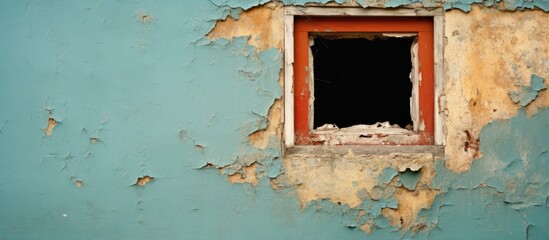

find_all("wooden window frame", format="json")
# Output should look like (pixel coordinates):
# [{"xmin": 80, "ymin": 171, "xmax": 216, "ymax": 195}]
[{"xmin": 283, "ymin": 7, "xmax": 445, "ymax": 147}]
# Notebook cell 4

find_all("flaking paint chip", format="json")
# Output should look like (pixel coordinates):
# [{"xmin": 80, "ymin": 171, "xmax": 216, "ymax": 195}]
[
  {"xmin": 45, "ymin": 118, "xmax": 57, "ymax": 136},
  {"xmin": 75, "ymin": 180, "xmax": 83, "ymax": 188},
  {"xmin": 136, "ymin": 176, "xmax": 154, "ymax": 186},
  {"xmin": 138, "ymin": 12, "xmax": 153, "ymax": 24}
]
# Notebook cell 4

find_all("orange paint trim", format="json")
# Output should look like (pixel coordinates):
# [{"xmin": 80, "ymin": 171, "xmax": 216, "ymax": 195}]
[{"xmin": 294, "ymin": 17, "xmax": 434, "ymax": 145}]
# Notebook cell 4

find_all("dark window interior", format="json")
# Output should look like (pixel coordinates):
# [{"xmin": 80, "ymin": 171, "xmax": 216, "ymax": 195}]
[{"xmin": 311, "ymin": 36, "xmax": 414, "ymax": 129}]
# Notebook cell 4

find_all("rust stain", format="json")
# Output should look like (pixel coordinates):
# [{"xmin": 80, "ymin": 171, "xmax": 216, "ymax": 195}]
[
  {"xmin": 463, "ymin": 130, "xmax": 480, "ymax": 158},
  {"xmin": 44, "ymin": 109, "xmax": 58, "ymax": 137}
]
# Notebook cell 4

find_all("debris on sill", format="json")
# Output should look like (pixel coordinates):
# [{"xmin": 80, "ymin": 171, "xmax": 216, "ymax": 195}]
[
  {"xmin": 310, "ymin": 122, "xmax": 419, "ymax": 145},
  {"xmin": 313, "ymin": 122, "xmax": 413, "ymax": 134}
]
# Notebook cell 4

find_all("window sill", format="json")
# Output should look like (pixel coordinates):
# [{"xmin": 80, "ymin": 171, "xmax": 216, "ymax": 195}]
[
  {"xmin": 285, "ymin": 145, "xmax": 444, "ymax": 158},
  {"xmin": 308, "ymin": 123, "xmax": 429, "ymax": 145}
]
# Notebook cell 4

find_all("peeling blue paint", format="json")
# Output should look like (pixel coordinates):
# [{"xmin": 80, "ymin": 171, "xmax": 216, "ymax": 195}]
[
  {"xmin": 510, "ymin": 74, "xmax": 546, "ymax": 107},
  {"xmin": 422, "ymin": 187, "xmax": 528, "ymax": 239},
  {"xmin": 284, "ymin": 0, "xmax": 347, "ymax": 5},
  {"xmin": 399, "ymin": 169, "xmax": 421, "ymax": 190},
  {"xmin": 382, "ymin": 0, "xmax": 549, "ymax": 12},
  {"xmin": 379, "ymin": 167, "xmax": 398, "ymax": 184},
  {"xmin": 433, "ymin": 107, "xmax": 549, "ymax": 210}
]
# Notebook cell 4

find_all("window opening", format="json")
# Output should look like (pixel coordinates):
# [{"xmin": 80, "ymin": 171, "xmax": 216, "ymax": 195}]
[
  {"xmin": 291, "ymin": 16, "xmax": 435, "ymax": 145},
  {"xmin": 311, "ymin": 35, "xmax": 415, "ymax": 130}
]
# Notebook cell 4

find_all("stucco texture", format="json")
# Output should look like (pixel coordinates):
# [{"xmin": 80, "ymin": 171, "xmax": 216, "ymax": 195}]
[{"xmin": 0, "ymin": 1, "xmax": 548, "ymax": 239}]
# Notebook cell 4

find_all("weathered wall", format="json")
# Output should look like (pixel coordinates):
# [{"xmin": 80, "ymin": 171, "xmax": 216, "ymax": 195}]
[{"xmin": 0, "ymin": 1, "xmax": 547, "ymax": 239}]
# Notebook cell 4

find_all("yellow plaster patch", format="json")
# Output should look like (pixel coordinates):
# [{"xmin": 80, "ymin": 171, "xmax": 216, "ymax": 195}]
[
  {"xmin": 207, "ymin": 2, "xmax": 284, "ymax": 51},
  {"xmin": 227, "ymin": 163, "xmax": 259, "ymax": 186},
  {"xmin": 281, "ymin": 153, "xmax": 435, "ymax": 208},
  {"xmin": 136, "ymin": 176, "xmax": 154, "ymax": 186},
  {"xmin": 443, "ymin": 6, "xmax": 549, "ymax": 172},
  {"xmin": 249, "ymin": 99, "xmax": 282, "ymax": 149},
  {"xmin": 360, "ymin": 221, "xmax": 373, "ymax": 234},
  {"xmin": 381, "ymin": 188, "xmax": 439, "ymax": 230},
  {"xmin": 44, "ymin": 109, "xmax": 58, "ymax": 137},
  {"xmin": 45, "ymin": 117, "xmax": 57, "ymax": 136},
  {"xmin": 75, "ymin": 180, "xmax": 83, "ymax": 188}
]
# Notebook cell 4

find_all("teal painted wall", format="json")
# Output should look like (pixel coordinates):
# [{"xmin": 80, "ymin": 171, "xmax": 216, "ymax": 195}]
[{"xmin": 1, "ymin": 1, "xmax": 548, "ymax": 239}]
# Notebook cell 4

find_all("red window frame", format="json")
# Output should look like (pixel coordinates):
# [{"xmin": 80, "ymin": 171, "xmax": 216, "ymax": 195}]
[{"xmin": 294, "ymin": 17, "xmax": 434, "ymax": 145}]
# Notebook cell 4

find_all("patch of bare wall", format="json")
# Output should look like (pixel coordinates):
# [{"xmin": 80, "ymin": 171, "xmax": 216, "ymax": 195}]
[{"xmin": 443, "ymin": 6, "xmax": 549, "ymax": 172}]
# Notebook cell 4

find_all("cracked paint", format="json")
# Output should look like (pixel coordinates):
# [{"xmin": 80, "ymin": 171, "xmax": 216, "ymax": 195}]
[
  {"xmin": 280, "ymin": 152, "xmax": 436, "ymax": 208},
  {"xmin": 227, "ymin": 163, "xmax": 260, "ymax": 186},
  {"xmin": 207, "ymin": 2, "xmax": 284, "ymax": 52},
  {"xmin": 509, "ymin": 74, "xmax": 547, "ymax": 107}
]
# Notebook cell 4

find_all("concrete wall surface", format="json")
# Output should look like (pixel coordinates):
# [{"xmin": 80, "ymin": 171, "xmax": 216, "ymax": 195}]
[{"xmin": 1, "ymin": 1, "xmax": 548, "ymax": 239}]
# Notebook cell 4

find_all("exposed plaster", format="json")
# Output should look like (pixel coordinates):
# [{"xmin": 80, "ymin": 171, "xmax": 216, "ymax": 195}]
[
  {"xmin": 276, "ymin": 151, "xmax": 439, "ymax": 232},
  {"xmin": 207, "ymin": 2, "xmax": 285, "ymax": 52},
  {"xmin": 75, "ymin": 180, "xmax": 83, "ymax": 188},
  {"xmin": 44, "ymin": 110, "xmax": 59, "ymax": 137},
  {"xmin": 433, "ymin": 108, "xmax": 549, "ymax": 210},
  {"xmin": 248, "ymin": 99, "xmax": 283, "ymax": 149},
  {"xmin": 137, "ymin": 11, "xmax": 154, "ymax": 24},
  {"xmin": 443, "ymin": 6, "xmax": 548, "ymax": 173},
  {"xmin": 381, "ymin": 188, "xmax": 439, "ymax": 230},
  {"xmin": 227, "ymin": 163, "xmax": 260, "ymax": 186},
  {"xmin": 45, "ymin": 117, "xmax": 58, "ymax": 137},
  {"xmin": 280, "ymin": 0, "xmax": 549, "ymax": 12},
  {"xmin": 135, "ymin": 176, "xmax": 154, "ymax": 186}
]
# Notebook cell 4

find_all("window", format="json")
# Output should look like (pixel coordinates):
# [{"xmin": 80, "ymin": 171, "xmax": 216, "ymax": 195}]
[
  {"xmin": 284, "ymin": 8, "xmax": 444, "ymax": 147},
  {"xmin": 311, "ymin": 35, "xmax": 415, "ymax": 130}
]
